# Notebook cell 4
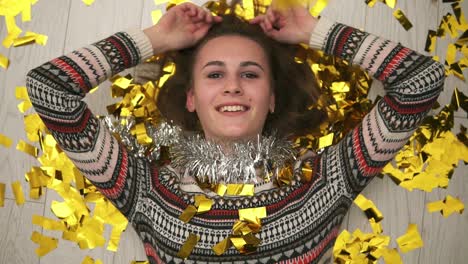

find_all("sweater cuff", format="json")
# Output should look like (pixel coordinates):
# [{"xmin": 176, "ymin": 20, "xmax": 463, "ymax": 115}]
[
  {"xmin": 308, "ymin": 16, "xmax": 336, "ymax": 50},
  {"xmin": 125, "ymin": 29, "xmax": 154, "ymax": 62}
]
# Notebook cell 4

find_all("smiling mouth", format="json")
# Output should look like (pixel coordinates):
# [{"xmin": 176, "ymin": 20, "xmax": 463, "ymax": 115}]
[{"xmin": 217, "ymin": 105, "xmax": 250, "ymax": 113}]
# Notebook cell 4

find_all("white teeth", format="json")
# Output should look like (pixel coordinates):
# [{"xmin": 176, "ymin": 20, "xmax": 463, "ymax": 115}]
[{"xmin": 219, "ymin": 105, "xmax": 246, "ymax": 112}]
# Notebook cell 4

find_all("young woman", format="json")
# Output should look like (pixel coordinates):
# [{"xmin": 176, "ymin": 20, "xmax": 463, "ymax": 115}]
[{"xmin": 26, "ymin": 1, "xmax": 445, "ymax": 263}]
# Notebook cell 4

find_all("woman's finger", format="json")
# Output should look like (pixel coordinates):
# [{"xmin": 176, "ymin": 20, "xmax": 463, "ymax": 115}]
[
  {"xmin": 249, "ymin": 15, "xmax": 264, "ymax": 24},
  {"xmin": 266, "ymin": 8, "xmax": 276, "ymax": 23},
  {"xmin": 263, "ymin": 16, "xmax": 273, "ymax": 31},
  {"xmin": 180, "ymin": 3, "xmax": 197, "ymax": 16}
]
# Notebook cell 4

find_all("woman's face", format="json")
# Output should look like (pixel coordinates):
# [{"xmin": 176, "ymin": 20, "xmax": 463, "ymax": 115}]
[{"xmin": 186, "ymin": 35, "xmax": 275, "ymax": 142}]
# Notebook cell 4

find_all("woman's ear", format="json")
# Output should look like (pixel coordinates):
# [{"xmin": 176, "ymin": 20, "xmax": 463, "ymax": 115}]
[{"xmin": 186, "ymin": 88, "xmax": 196, "ymax": 112}]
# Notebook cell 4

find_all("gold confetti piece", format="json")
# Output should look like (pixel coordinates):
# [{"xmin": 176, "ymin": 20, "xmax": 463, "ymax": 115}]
[
  {"xmin": 177, "ymin": 233, "xmax": 200, "ymax": 259},
  {"xmin": 50, "ymin": 200, "xmax": 74, "ymax": 218},
  {"xmin": 383, "ymin": 0, "xmax": 396, "ymax": 9},
  {"xmin": 16, "ymin": 140, "xmax": 39, "ymax": 157},
  {"xmin": 32, "ymin": 215, "xmax": 67, "ymax": 231},
  {"xmin": 11, "ymin": 181, "xmax": 25, "ymax": 205},
  {"xmin": 82, "ymin": 0, "xmax": 96, "ymax": 6},
  {"xmin": 427, "ymin": 195, "xmax": 464, "ymax": 217},
  {"xmin": 318, "ymin": 133, "xmax": 334, "ymax": 149},
  {"xmin": 21, "ymin": 1, "xmax": 31, "ymax": 22},
  {"xmin": 238, "ymin": 207, "xmax": 267, "ymax": 223},
  {"xmin": 393, "ymin": 9, "xmax": 413, "ymax": 31},
  {"xmin": 354, "ymin": 194, "xmax": 384, "ymax": 222},
  {"xmin": 31, "ymin": 231, "xmax": 59, "ymax": 256},
  {"xmin": 0, "ymin": 53, "xmax": 9, "ymax": 69},
  {"xmin": 425, "ymin": 30, "xmax": 437, "ymax": 52},
  {"xmin": 151, "ymin": 9, "xmax": 163, "ymax": 25},
  {"xmin": 226, "ymin": 184, "xmax": 254, "ymax": 196},
  {"xmin": 0, "ymin": 133, "xmax": 13, "ymax": 148},
  {"xmin": 212, "ymin": 237, "xmax": 232, "ymax": 255},
  {"xmin": 18, "ymin": 100, "xmax": 33, "ymax": 113},
  {"xmin": 0, "ymin": 183, "xmax": 5, "ymax": 207},
  {"xmin": 309, "ymin": 0, "xmax": 328, "ymax": 18},
  {"xmin": 215, "ymin": 183, "xmax": 227, "ymax": 196},
  {"xmin": 194, "ymin": 194, "xmax": 213, "ymax": 213},
  {"xmin": 130, "ymin": 261, "xmax": 150, "ymax": 264},
  {"xmin": 3, "ymin": 16, "xmax": 22, "ymax": 48},
  {"xmin": 446, "ymin": 43, "xmax": 457, "ymax": 65},
  {"xmin": 107, "ymin": 225, "xmax": 125, "ymax": 252},
  {"xmin": 381, "ymin": 248, "xmax": 403, "ymax": 264},
  {"xmin": 81, "ymin": 256, "xmax": 103, "ymax": 264},
  {"xmin": 13, "ymin": 35, "xmax": 36, "ymax": 47},
  {"xmin": 179, "ymin": 205, "xmax": 197, "ymax": 223},
  {"xmin": 396, "ymin": 224, "xmax": 423, "ymax": 253},
  {"xmin": 365, "ymin": 0, "xmax": 378, "ymax": 7},
  {"xmin": 15, "ymin": 86, "xmax": 29, "ymax": 100},
  {"xmin": 369, "ymin": 218, "xmax": 383, "ymax": 234}
]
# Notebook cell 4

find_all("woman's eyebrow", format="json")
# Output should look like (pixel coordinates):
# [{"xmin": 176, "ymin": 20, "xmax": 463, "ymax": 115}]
[
  {"xmin": 240, "ymin": 61, "xmax": 264, "ymax": 72},
  {"xmin": 202, "ymin": 60, "xmax": 264, "ymax": 72}
]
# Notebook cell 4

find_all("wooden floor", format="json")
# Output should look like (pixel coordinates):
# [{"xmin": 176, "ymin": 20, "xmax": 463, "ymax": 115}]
[{"xmin": 0, "ymin": 0, "xmax": 467, "ymax": 263}]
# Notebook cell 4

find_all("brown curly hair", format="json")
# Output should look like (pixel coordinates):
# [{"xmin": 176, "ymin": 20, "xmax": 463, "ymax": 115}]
[{"xmin": 156, "ymin": 5, "xmax": 326, "ymax": 138}]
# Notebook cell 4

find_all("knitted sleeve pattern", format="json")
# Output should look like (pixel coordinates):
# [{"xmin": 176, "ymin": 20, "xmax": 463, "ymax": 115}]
[
  {"xmin": 309, "ymin": 18, "xmax": 445, "ymax": 197},
  {"xmin": 26, "ymin": 30, "xmax": 155, "ymax": 222}
]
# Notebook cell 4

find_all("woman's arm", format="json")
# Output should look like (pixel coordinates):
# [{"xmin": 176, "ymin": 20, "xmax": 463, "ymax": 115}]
[
  {"xmin": 26, "ymin": 3, "xmax": 221, "ymax": 220},
  {"xmin": 26, "ymin": 30, "xmax": 154, "ymax": 220},
  {"xmin": 251, "ymin": 5, "xmax": 445, "ymax": 195},
  {"xmin": 309, "ymin": 17, "xmax": 445, "ymax": 194}
]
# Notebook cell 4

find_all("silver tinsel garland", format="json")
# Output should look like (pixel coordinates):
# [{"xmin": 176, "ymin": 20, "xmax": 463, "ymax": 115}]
[{"xmin": 102, "ymin": 116, "xmax": 296, "ymax": 184}]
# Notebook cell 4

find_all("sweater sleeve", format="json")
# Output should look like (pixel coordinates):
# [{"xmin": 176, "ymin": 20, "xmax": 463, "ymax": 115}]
[
  {"xmin": 308, "ymin": 17, "xmax": 445, "ymax": 196},
  {"xmin": 26, "ymin": 30, "xmax": 155, "ymax": 221}
]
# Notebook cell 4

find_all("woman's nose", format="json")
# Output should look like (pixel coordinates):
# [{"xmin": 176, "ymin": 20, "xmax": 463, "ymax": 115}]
[{"xmin": 223, "ymin": 78, "xmax": 243, "ymax": 95}]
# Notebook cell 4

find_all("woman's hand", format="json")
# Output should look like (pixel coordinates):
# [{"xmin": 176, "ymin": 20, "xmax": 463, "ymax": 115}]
[
  {"xmin": 250, "ymin": 4, "xmax": 318, "ymax": 45},
  {"xmin": 143, "ymin": 3, "xmax": 222, "ymax": 54}
]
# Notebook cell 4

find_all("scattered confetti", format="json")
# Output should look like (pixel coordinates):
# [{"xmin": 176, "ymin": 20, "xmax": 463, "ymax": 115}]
[
  {"xmin": 82, "ymin": 0, "xmax": 96, "ymax": 6},
  {"xmin": 0, "ymin": 183, "xmax": 5, "ymax": 207},
  {"xmin": 427, "ymin": 195, "xmax": 464, "ymax": 217},
  {"xmin": 81, "ymin": 256, "xmax": 103, "ymax": 264},
  {"xmin": 393, "ymin": 9, "xmax": 413, "ymax": 30},
  {"xmin": 0, "ymin": 133, "xmax": 13, "ymax": 148},
  {"xmin": 0, "ymin": 53, "xmax": 9, "ymax": 68},
  {"xmin": 177, "ymin": 233, "xmax": 200, "ymax": 259},
  {"xmin": 396, "ymin": 224, "xmax": 424, "ymax": 253},
  {"xmin": 354, "ymin": 194, "xmax": 384, "ymax": 222},
  {"xmin": 11, "ymin": 181, "xmax": 25, "ymax": 205},
  {"xmin": 30, "ymin": 231, "xmax": 59, "ymax": 257}
]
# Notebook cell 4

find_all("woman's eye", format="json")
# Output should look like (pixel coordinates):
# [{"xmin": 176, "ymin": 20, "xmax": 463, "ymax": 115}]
[
  {"xmin": 207, "ymin": 73, "xmax": 222, "ymax": 79},
  {"xmin": 241, "ymin": 72, "xmax": 258, "ymax": 79}
]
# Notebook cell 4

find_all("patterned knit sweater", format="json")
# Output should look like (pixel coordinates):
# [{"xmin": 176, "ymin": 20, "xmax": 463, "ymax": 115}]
[{"xmin": 26, "ymin": 17, "xmax": 444, "ymax": 263}]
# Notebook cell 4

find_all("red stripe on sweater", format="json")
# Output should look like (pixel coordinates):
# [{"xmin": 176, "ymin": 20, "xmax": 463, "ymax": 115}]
[
  {"xmin": 51, "ymin": 58, "xmax": 87, "ymax": 91},
  {"xmin": 352, "ymin": 128, "xmax": 381, "ymax": 177},
  {"xmin": 108, "ymin": 37, "xmax": 131, "ymax": 67},
  {"xmin": 43, "ymin": 108, "xmax": 92, "ymax": 133},
  {"xmin": 378, "ymin": 47, "xmax": 411, "ymax": 81},
  {"xmin": 99, "ymin": 147, "xmax": 128, "ymax": 198},
  {"xmin": 383, "ymin": 95, "xmax": 434, "ymax": 114},
  {"xmin": 150, "ymin": 167, "xmax": 186, "ymax": 207},
  {"xmin": 144, "ymin": 243, "xmax": 164, "ymax": 264},
  {"xmin": 335, "ymin": 27, "xmax": 354, "ymax": 57}
]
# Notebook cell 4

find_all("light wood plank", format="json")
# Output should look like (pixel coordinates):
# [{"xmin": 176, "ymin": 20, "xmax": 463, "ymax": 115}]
[
  {"xmin": 346, "ymin": 1, "xmax": 439, "ymax": 263},
  {"xmin": 434, "ymin": 0, "xmax": 467, "ymax": 118},
  {"xmin": 38, "ymin": 190, "xmax": 115, "ymax": 264},
  {"xmin": 418, "ymin": 117, "xmax": 468, "ymax": 264},
  {"xmin": 0, "ymin": 0, "xmax": 71, "ymax": 203},
  {"xmin": 0, "ymin": 199, "xmax": 44, "ymax": 264},
  {"xmin": 112, "ymin": 224, "xmax": 148, "ymax": 264}
]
